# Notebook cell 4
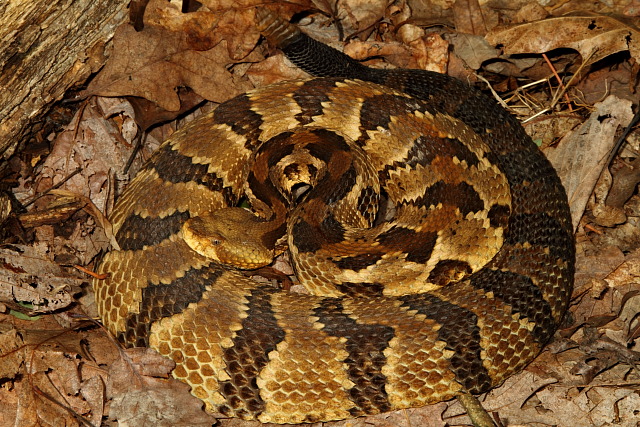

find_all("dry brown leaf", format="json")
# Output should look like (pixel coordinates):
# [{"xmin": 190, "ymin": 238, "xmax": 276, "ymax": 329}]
[
  {"xmin": 514, "ymin": 2, "xmax": 549, "ymax": 23},
  {"xmin": 80, "ymin": 375, "xmax": 105, "ymax": 424},
  {"xmin": 534, "ymin": 385, "xmax": 640, "ymax": 425},
  {"xmin": 83, "ymin": 24, "xmax": 255, "ymax": 111},
  {"xmin": 604, "ymin": 249, "xmax": 640, "ymax": 340},
  {"xmin": 525, "ymin": 115, "xmax": 583, "ymax": 151},
  {"xmin": 0, "ymin": 328, "xmax": 25, "ymax": 379},
  {"xmin": 0, "ymin": 386, "xmax": 18, "ymax": 426},
  {"xmin": 574, "ymin": 58, "xmax": 639, "ymax": 105},
  {"xmin": 574, "ymin": 245, "xmax": 625, "ymax": 290},
  {"xmin": 340, "ymin": 0, "xmax": 387, "ymax": 38},
  {"xmin": 245, "ymin": 53, "xmax": 309, "ymax": 87},
  {"xmin": 196, "ymin": 0, "xmax": 310, "ymax": 59},
  {"xmin": 486, "ymin": 14, "xmax": 640, "ymax": 65},
  {"xmin": 452, "ymin": 0, "xmax": 487, "ymax": 35},
  {"xmin": 0, "ymin": 244, "xmax": 80, "ymax": 314},
  {"xmin": 442, "ymin": 370, "xmax": 558, "ymax": 425},
  {"xmin": 344, "ymin": 33, "xmax": 449, "ymax": 73},
  {"xmin": 128, "ymin": 88, "xmax": 205, "ymax": 132},
  {"xmin": 545, "ymin": 95, "xmax": 634, "ymax": 230},
  {"xmin": 83, "ymin": 0, "xmax": 311, "ymax": 112},
  {"xmin": 147, "ymin": 0, "xmax": 259, "ymax": 60},
  {"xmin": 34, "ymin": 97, "xmax": 147, "ymax": 217},
  {"xmin": 446, "ymin": 33, "xmax": 498, "ymax": 70},
  {"xmin": 107, "ymin": 348, "xmax": 216, "ymax": 426},
  {"xmin": 5, "ymin": 329, "xmax": 107, "ymax": 427}
]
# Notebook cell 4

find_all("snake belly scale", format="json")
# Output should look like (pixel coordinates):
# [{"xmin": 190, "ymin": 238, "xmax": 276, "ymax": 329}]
[{"xmin": 93, "ymin": 9, "xmax": 575, "ymax": 424}]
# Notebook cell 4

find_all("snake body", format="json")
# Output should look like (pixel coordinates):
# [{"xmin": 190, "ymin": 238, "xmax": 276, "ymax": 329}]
[{"xmin": 93, "ymin": 9, "xmax": 575, "ymax": 424}]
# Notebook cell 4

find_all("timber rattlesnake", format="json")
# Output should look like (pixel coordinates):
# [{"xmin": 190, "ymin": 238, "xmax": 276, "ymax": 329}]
[{"xmin": 93, "ymin": 8, "xmax": 575, "ymax": 424}]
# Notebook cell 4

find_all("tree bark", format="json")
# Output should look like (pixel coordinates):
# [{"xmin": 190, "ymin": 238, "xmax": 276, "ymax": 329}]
[{"xmin": 0, "ymin": 0, "xmax": 128, "ymax": 159}]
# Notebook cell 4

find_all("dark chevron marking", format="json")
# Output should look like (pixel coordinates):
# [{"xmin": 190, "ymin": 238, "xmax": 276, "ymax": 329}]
[
  {"xmin": 120, "ymin": 265, "xmax": 223, "ymax": 347},
  {"xmin": 293, "ymin": 79, "xmax": 333, "ymax": 124},
  {"xmin": 428, "ymin": 259, "xmax": 472, "ymax": 286},
  {"xmin": 376, "ymin": 226, "xmax": 438, "ymax": 264},
  {"xmin": 357, "ymin": 185, "xmax": 378, "ymax": 225},
  {"xmin": 416, "ymin": 181, "xmax": 484, "ymax": 215},
  {"xmin": 214, "ymin": 94, "xmax": 264, "ymax": 146},
  {"xmin": 254, "ymin": 131, "xmax": 295, "ymax": 167},
  {"xmin": 507, "ymin": 212, "xmax": 573, "ymax": 261},
  {"xmin": 313, "ymin": 298, "xmax": 394, "ymax": 415},
  {"xmin": 487, "ymin": 203, "xmax": 511, "ymax": 229},
  {"xmin": 469, "ymin": 268, "xmax": 555, "ymax": 345},
  {"xmin": 359, "ymin": 94, "xmax": 416, "ymax": 132},
  {"xmin": 333, "ymin": 253, "xmax": 384, "ymax": 271},
  {"xmin": 304, "ymin": 129, "xmax": 351, "ymax": 162},
  {"xmin": 398, "ymin": 293, "xmax": 492, "ymax": 393},
  {"xmin": 149, "ymin": 144, "xmax": 236, "ymax": 204},
  {"xmin": 291, "ymin": 218, "xmax": 322, "ymax": 253},
  {"xmin": 218, "ymin": 286, "xmax": 285, "ymax": 419},
  {"xmin": 117, "ymin": 211, "xmax": 190, "ymax": 251},
  {"xmin": 334, "ymin": 282, "xmax": 385, "ymax": 297},
  {"xmin": 324, "ymin": 165, "xmax": 357, "ymax": 205},
  {"xmin": 291, "ymin": 213, "xmax": 347, "ymax": 253}
]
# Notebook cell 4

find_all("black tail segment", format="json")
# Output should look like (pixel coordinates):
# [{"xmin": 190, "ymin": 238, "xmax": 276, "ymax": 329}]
[{"xmin": 256, "ymin": 7, "xmax": 381, "ymax": 81}]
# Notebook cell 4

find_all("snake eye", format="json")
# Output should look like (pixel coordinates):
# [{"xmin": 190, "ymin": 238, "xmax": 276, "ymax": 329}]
[{"xmin": 212, "ymin": 239, "xmax": 221, "ymax": 245}]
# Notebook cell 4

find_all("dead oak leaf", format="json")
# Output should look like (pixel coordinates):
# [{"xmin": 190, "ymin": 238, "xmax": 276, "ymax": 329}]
[
  {"xmin": 145, "ymin": 0, "xmax": 257, "ymax": 60},
  {"xmin": 197, "ymin": 0, "xmax": 312, "ymax": 59},
  {"xmin": 107, "ymin": 348, "xmax": 216, "ymax": 426},
  {"xmin": 486, "ymin": 14, "xmax": 640, "ymax": 65},
  {"xmin": 84, "ymin": 24, "xmax": 255, "ymax": 111}
]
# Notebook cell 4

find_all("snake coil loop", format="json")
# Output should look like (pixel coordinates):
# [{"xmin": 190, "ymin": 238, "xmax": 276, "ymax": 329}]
[{"xmin": 93, "ymin": 9, "xmax": 574, "ymax": 424}]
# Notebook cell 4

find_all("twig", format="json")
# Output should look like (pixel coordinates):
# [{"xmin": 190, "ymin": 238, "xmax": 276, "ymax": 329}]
[{"xmin": 22, "ymin": 167, "xmax": 82, "ymax": 209}]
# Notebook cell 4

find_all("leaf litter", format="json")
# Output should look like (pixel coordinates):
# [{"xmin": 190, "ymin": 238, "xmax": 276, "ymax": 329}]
[{"xmin": 2, "ymin": 0, "xmax": 640, "ymax": 425}]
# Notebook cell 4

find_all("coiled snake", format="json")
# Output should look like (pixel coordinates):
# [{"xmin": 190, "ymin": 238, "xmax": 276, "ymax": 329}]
[{"xmin": 93, "ymin": 9, "xmax": 575, "ymax": 424}]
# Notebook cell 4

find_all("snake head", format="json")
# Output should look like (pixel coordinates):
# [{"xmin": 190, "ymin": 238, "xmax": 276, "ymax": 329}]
[{"xmin": 181, "ymin": 208, "xmax": 275, "ymax": 269}]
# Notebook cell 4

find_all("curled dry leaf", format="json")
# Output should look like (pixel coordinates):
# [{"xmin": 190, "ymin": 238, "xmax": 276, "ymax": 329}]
[
  {"xmin": 486, "ymin": 14, "xmax": 640, "ymax": 65},
  {"xmin": 344, "ymin": 32, "xmax": 449, "ymax": 73},
  {"xmin": 452, "ymin": 0, "xmax": 487, "ymax": 36},
  {"xmin": 34, "ymin": 97, "xmax": 146, "ymax": 217},
  {"xmin": 196, "ymin": 0, "xmax": 310, "ymax": 59},
  {"xmin": 545, "ymin": 95, "xmax": 634, "ymax": 230},
  {"xmin": 245, "ymin": 53, "xmax": 308, "ymax": 87}
]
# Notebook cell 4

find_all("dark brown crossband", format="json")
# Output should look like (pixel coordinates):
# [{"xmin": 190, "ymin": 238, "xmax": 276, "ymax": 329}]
[
  {"xmin": 469, "ymin": 269, "xmax": 555, "ymax": 345},
  {"xmin": 416, "ymin": 181, "xmax": 484, "ymax": 215},
  {"xmin": 214, "ymin": 94, "xmax": 264, "ymax": 147},
  {"xmin": 150, "ymin": 144, "xmax": 236, "ymax": 204},
  {"xmin": 121, "ymin": 265, "xmax": 223, "ymax": 347},
  {"xmin": 116, "ymin": 211, "xmax": 190, "ymax": 251},
  {"xmin": 218, "ymin": 286, "xmax": 286, "ymax": 419},
  {"xmin": 292, "ymin": 79, "xmax": 334, "ymax": 124},
  {"xmin": 358, "ymin": 94, "xmax": 418, "ymax": 132},
  {"xmin": 399, "ymin": 293, "xmax": 492, "ymax": 393},
  {"xmin": 313, "ymin": 297, "xmax": 394, "ymax": 415}
]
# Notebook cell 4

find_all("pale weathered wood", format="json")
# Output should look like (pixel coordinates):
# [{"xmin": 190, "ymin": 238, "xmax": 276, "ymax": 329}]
[{"xmin": 0, "ymin": 0, "xmax": 129, "ymax": 158}]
